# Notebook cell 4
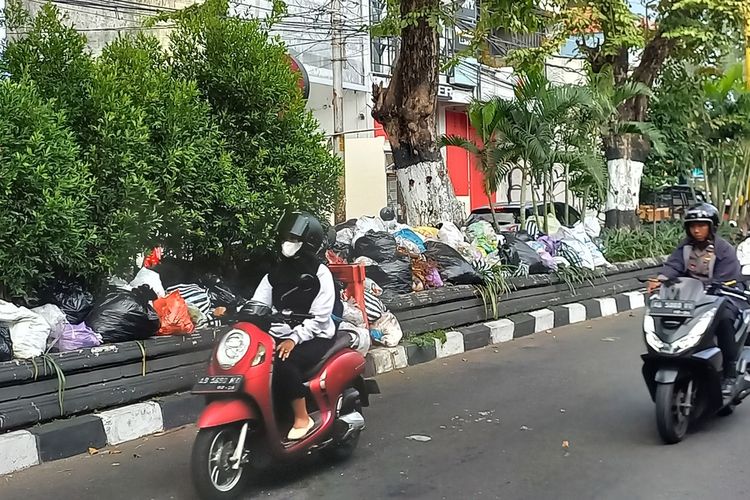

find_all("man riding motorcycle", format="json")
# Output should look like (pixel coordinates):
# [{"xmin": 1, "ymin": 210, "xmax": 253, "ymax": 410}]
[{"xmin": 648, "ymin": 203, "xmax": 745, "ymax": 390}]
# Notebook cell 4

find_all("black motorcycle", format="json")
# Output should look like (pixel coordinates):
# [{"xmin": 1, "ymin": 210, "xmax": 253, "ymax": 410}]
[{"xmin": 641, "ymin": 277, "xmax": 750, "ymax": 443}]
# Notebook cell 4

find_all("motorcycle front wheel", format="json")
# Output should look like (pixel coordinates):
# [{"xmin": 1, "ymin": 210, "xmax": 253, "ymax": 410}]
[
  {"xmin": 655, "ymin": 381, "xmax": 692, "ymax": 444},
  {"xmin": 191, "ymin": 425, "xmax": 254, "ymax": 500}
]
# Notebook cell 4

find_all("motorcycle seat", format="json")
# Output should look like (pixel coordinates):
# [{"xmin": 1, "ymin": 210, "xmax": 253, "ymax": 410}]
[{"xmin": 303, "ymin": 330, "xmax": 353, "ymax": 380}]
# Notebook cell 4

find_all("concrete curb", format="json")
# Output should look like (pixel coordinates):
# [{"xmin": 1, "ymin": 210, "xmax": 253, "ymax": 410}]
[
  {"xmin": 361, "ymin": 290, "xmax": 648, "ymax": 376},
  {"xmin": 1, "ymin": 290, "xmax": 646, "ymax": 476}
]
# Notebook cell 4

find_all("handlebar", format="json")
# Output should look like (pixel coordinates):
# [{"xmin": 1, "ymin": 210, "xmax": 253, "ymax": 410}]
[{"xmin": 223, "ymin": 304, "xmax": 313, "ymax": 327}]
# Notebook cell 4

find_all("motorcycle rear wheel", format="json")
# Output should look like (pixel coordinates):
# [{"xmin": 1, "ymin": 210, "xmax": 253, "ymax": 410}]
[
  {"xmin": 191, "ymin": 425, "xmax": 254, "ymax": 500},
  {"xmin": 656, "ymin": 382, "xmax": 691, "ymax": 444}
]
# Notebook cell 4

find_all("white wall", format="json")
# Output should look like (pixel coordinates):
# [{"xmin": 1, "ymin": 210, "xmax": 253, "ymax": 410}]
[
  {"xmin": 344, "ymin": 137, "xmax": 388, "ymax": 218},
  {"xmin": 306, "ymin": 82, "xmax": 373, "ymax": 138},
  {"xmin": 546, "ymin": 55, "xmax": 587, "ymax": 86}
]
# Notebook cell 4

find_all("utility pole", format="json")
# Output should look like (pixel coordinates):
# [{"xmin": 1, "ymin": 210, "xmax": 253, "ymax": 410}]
[{"xmin": 331, "ymin": 0, "xmax": 346, "ymax": 223}]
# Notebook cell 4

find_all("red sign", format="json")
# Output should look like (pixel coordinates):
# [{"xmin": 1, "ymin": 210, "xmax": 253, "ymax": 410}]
[{"xmin": 288, "ymin": 54, "xmax": 310, "ymax": 100}]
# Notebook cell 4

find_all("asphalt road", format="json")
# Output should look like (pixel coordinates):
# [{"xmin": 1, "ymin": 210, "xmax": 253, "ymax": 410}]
[{"xmin": 4, "ymin": 312, "xmax": 750, "ymax": 500}]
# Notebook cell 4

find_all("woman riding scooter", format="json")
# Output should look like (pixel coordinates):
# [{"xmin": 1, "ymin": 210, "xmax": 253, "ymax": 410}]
[
  {"xmin": 251, "ymin": 211, "xmax": 337, "ymax": 440},
  {"xmin": 649, "ymin": 203, "xmax": 745, "ymax": 390}
]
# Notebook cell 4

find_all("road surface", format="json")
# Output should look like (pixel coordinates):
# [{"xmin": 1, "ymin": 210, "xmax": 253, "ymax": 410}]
[{"xmin": 4, "ymin": 312, "xmax": 750, "ymax": 499}]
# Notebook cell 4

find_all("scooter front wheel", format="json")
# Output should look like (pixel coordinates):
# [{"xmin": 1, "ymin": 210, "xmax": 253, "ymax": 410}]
[
  {"xmin": 191, "ymin": 425, "xmax": 254, "ymax": 500},
  {"xmin": 655, "ymin": 382, "xmax": 691, "ymax": 444}
]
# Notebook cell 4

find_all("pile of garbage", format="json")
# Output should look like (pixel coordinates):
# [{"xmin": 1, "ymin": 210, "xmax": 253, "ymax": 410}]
[
  {"xmin": 0, "ymin": 212, "xmax": 610, "ymax": 363},
  {"xmin": 0, "ymin": 252, "xmax": 245, "ymax": 361},
  {"xmin": 327, "ymin": 211, "xmax": 610, "ymax": 295},
  {"xmin": 0, "ymin": 246, "xmax": 401, "ymax": 362}
]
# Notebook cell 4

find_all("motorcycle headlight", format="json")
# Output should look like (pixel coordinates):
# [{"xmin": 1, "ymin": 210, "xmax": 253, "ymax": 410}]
[
  {"xmin": 216, "ymin": 329, "xmax": 251, "ymax": 369},
  {"xmin": 670, "ymin": 309, "xmax": 716, "ymax": 353}
]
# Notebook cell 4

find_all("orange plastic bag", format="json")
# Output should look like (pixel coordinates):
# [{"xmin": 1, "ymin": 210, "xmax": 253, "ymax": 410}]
[{"xmin": 154, "ymin": 290, "xmax": 195, "ymax": 336}]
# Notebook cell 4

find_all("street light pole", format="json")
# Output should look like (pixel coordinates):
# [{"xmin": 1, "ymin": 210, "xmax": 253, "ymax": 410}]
[{"xmin": 332, "ymin": 0, "xmax": 346, "ymax": 223}]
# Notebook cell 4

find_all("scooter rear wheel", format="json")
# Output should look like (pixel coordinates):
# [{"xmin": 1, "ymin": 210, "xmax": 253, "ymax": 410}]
[
  {"xmin": 655, "ymin": 382, "xmax": 691, "ymax": 444},
  {"xmin": 191, "ymin": 425, "xmax": 253, "ymax": 500}
]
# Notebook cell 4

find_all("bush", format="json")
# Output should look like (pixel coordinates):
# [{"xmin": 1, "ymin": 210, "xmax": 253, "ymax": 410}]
[
  {"xmin": 167, "ymin": 0, "xmax": 342, "ymax": 248},
  {"xmin": 1, "ymin": 2, "xmax": 339, "ymax": 296},
  {"xmin": 602, "ymin": 222, "xmax": 684, "ymax": 263},
  {"xmin": 0, "ymin": 79, "xmax": 95, "ymax": 300},
  {"xmin": 90, "ymin": 34, "xmax": 250, "ymax": 267}
]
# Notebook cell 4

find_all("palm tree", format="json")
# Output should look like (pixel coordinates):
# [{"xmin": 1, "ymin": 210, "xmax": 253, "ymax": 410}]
[
  {"xmin": 490, "ymin": 71, "xmax": 602, "ymax": 230},
  {"xmin": 441, "ymin": 98, "xmax": 515, "ymax": 232}
]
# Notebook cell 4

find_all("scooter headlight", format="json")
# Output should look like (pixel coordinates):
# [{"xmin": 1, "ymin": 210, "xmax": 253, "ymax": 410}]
[
  {"xmin": 671, "ymin": 309, "xmax": 715, "ymax": 353},
  {"xmin": 644, "ymin": 315, "xmax": 666, "ymax": 351},
  {"xmin": 643, "ymin": 315, "xmax": 667, "ymax": 351},
  {"xmin": 216, "ymin": 329, "xmax": 251, "ymax": 369}
]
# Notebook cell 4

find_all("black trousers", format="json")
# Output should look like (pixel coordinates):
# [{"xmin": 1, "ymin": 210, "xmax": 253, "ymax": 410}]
[
  {"xmin": 272, "ymin": 336, "xmax": 335, "ymax": 403},
  {"xmin": 716, "ymin": 299, "xmax": 746, "ymax": 377}
]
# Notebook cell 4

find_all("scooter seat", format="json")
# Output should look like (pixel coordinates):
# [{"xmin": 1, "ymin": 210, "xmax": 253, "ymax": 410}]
[{"xmin": 303, "ymin": 330, "xmax": 352, "ymax": 380}]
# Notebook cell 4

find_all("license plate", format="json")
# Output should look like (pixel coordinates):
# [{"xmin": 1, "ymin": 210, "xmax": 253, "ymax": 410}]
[
  {"xmin": 192, "ymin": 376, "xmax": 244, "ymax": 394},
  {"xmin": 649, "ymin": 299, "xmax": 695, "ymax": 317}
]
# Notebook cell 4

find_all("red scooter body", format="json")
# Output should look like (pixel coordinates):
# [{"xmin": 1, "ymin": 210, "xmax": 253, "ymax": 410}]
[{"xmin": 190, "ymin": 320, "xmax": 377, "ymax": 499}]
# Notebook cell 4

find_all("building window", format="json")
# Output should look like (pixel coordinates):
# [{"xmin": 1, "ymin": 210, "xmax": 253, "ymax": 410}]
[{"xmin": 369, "ymin": 0, "xmax": 399, "ymax": 75}]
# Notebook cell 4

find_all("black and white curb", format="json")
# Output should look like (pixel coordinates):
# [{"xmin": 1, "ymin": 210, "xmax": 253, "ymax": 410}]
[
  {"xmin": 0, "ymin": 393, "xmax": 204, "ymax": 476},
  {"xmin": 0, "ymin": 291, "xmax": 646, "ymax": 476},
  {"xmin": 362, "ymin": 291, "xmax": 647, "ymax": 376}
]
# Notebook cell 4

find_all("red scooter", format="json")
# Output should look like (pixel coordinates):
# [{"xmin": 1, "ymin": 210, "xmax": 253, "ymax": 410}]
[{"xmin": 190, "ymin": 277, "xmax": 379, "ymax": 500}]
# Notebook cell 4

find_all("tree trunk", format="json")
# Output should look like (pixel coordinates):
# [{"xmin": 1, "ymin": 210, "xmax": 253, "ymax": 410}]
[
  {"xmin": 564, "ymin": 162, "xmax": 570, "ymax": 225},
  {"xmin": 604, "ymin": 134, "xmax": 649, "ymax": 228},
  {"xmin": 487, "ymin": 191, "xmax": 499, "ymax": 232},
  {"xmin": 371, "ymin": 0, "xmax": 463, "ymax": 226},
  {"xmin": 519, "ymin": 164, "xmax": 528, "ymax": 227}
]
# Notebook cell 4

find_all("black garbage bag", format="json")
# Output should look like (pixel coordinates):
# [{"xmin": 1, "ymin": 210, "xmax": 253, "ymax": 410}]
[
  {"xmin": 331, "ymin": 241, "xmax": 352, "ymax": 262},
  {"xmin": 423, "ymin": 241, "xmax": 483, "ymax": 285},
  {"xmin": 86, "ymin": 285, "xmax": 160, "ymax": 343},
  {"xmin": 198, "ymin": 274, "xmax": 243, "ymax": 309},
  {"xmin": 366, "ymin": 256, "xmax": 412, "ymax": 295},
  {"xmin": 353, "ymin": 232, "xmax": 397, "ymax": 263},
  {"xmin": 500, "ymin": 234, "xmax": 549, "ymax": 275},
  {"xmin": 45, "ymin": 283, "xmax": 95, "ymax": 324},
  {"xmin": 0, "ymin": 325, "xmax": 12, "ymax": 362}
]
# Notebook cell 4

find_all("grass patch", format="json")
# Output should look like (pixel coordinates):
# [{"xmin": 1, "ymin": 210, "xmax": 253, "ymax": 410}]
[{"xmin": 404, "ymin": 330, "xmax": 448, "ymax": 348}]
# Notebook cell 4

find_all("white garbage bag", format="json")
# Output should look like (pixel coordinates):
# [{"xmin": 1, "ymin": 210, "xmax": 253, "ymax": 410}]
[
  {"xmin": 336, "ymin": 227, "xmax": 355, "ymax": 245},
  {"xmin": 371, "ymin": 311, "xmax": 403, "ymax": 347},
  {"xmin": 583, "ymin": 214, "xmax": 602, "ymax": 239},
  {"xmin": 130, "ymin": 267, "xmax": 166, "ymax": 298},
  {"xmin": 32, "ymin": 304, "xmax": 68, "ymax": 350},
  {"xmin": 0, "ymin": 301, "xmax": 51, "ymax": 359},
  {"xmin": 437, "ymin": 221, "xmax": 464, "ymax": 249},
  {"xmin": 342, "ymin": 300, "xmax": 366, "ymax": 328},
  {"xmin": 352, "ymin": 216, "xmax": 387, "ymax": 245}
]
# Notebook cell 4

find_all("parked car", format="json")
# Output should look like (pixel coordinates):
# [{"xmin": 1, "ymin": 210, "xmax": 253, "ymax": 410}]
[
  {"xmin": 466, "ymin": 202, "xmax": 581, "ymax": 229},
  {"xmin": 640, "ymin": 184, "xmax": 706, "ymax": 221}
]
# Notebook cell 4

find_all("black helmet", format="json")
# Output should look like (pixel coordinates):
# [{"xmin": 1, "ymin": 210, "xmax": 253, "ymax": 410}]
[
  {"xmin": 684, "ymin": 203, "xmax": 720, "ymax": 235},
  {"xmin": 379, "ymin": 206, "xmax": 395, "ymax": 221},
  {"xmin": 277, "ymin": 211, "xmax": 325, "ymax": 255}
]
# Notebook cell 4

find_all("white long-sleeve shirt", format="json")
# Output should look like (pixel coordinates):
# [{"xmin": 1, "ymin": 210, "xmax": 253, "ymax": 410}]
[{"xmin": 251, "ymin": 264, "xmax": 336, "ymax": 345}]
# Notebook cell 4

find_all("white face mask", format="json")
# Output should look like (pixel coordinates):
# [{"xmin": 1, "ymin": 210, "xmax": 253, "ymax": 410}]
[{"xmin": 281, "ymin": 241, "xmax": 303, "ymax": 258}]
